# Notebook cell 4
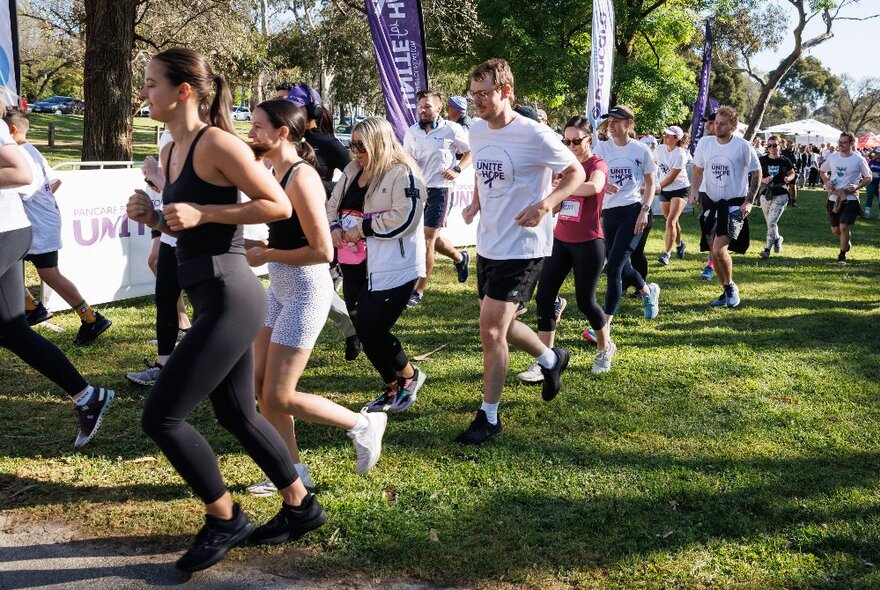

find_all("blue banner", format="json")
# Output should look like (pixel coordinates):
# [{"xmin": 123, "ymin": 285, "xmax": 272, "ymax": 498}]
[{"xmin": 364, "ymin": 0, "xmax": 428, "ymax": 141}]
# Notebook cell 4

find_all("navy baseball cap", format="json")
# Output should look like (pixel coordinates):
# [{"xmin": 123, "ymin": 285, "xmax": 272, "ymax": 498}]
[{"xmin": 602, "ymin": 105, "xmax": 634, "ymax": 120}]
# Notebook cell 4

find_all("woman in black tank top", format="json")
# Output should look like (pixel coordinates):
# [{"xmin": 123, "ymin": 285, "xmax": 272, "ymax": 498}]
[
  {"xmin": 126, "ymin": 49, "xmax": 326, "ymax": 573},
  {"xmin": 244, "ymin": 100, "xmax": 387, "ymax": 493}
]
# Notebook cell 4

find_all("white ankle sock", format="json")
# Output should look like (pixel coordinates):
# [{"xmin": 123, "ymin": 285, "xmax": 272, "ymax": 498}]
[
  {"xmin": 349, "ymin": 413, "xmax": 369, "ymax": 433},
  {"xmin": 73, "ymin": 385, "xmax": 94, "ymax": 406},
  {"xmin": 480, "ymin": 401, "xmax": 499, "ymax": 425},
  {"xmin": 536, "ymin": 347, "xmax": 557, "ymax": 369}
]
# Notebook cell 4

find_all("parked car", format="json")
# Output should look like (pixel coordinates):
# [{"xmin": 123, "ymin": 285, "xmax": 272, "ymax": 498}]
[
  {"xmin": 232, "ymin": 106, "xmax": 251, "ymax": 121},
  {"xmin": 30, "ymin": 96, "xmax": 84, "ymax": 115}
]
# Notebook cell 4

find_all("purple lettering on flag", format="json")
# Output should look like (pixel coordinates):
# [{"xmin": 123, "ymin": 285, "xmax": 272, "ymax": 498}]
[
  {"xmin": 586, "ymin": 0, "xmax": 615, "ymax": 131},
  {"xmin": 365, "ymin": 0, "xmax": 428, "ymax": 141},
  {"xmin": 689, "ymin": 20, "xmax": 712, "ymax": 154}
]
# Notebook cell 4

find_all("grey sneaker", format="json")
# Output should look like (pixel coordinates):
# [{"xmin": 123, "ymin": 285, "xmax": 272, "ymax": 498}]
[
  {"xmin": 591, "ymin": 341, "xmax": 617, "ymax": 374},
  {"xmin": 516, "ymin": 360, "xmax": 544, "ymax": 384},
  {"xmin": 247, "ymin": 464, "xmax": 315, "ymax": 495},
  {"xmin": 657, "ymin": 252, "xmax": 670, "ymax": 265},
  {"xmin": 390, "ymin": 367, "xmax": 425, "ymax": 412},
  {"xmin": 126, "ymin": 359, "xmax": 162, "ymax": 386},
  {"xmin": 74, "ymin": 387, "xmax": 115, "ymax": 449},
  {"xmin": 348, "ymin": 410, "xmax": 387, "ymax": 474}
]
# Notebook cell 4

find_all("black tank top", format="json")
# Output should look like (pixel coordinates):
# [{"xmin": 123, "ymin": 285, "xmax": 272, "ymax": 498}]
[
  {"xmin": 267, "ymin": 161, "xmax": 309, "ymax": 251},
  {"xmin": 163, "ymin": 127, "xmax": 244, "ymax": 262}
]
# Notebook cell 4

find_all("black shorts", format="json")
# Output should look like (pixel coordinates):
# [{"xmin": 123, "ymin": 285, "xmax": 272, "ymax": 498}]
[
  {"xmin": 706, "ymin": 202, "xmax": 745, "ymax": 243},
  {"xmin": 659, "ymin": 187, "xmax": 689, "ymax": 203},
  {"xmin": 24, "ymin": 251, "xmax": 59, "ymax": 269},
  {"xmin": 827, "ymin": 200, "xmax": 859, "ymax": 227},
  {"xmin": 424, "ymin": 187, "xmax": 451, "ymax": 228},
  {"xmin": 477, "ymin": 255, "xmax": 543, "ymax": 304}
]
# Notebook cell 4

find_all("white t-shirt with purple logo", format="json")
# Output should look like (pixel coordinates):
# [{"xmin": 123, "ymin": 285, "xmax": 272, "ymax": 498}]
[
  {"xmin": 820, "ymin": 151, "xmax": 872, "ymax": 202},
  {"xmin": 470, "ymin": 115, "xmax": 577, "ymax": 260},
  {"xmin": 693, "ymin": 136, "xmax": 760, "ymax": 202},
  {"xmin": 594, "ymin": 138, "xmax": 657, "ymax": 209},
  {"xmin": 655, "ymin": 145, "xmax": 690, "ymax": 191}
]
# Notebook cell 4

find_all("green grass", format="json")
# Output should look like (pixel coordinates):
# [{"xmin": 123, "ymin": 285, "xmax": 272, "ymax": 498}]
[
  {"xmin": 3, "ymin": 190, "xmax": 880, "ymax": 589},
  {"xmin": 25, "ymin": 114, "xmax": 252, "ymax": 165}
]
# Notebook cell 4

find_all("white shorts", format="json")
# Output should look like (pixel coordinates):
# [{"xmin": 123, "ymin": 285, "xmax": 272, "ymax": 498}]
[{"xmin": 266, "ymin": 262, "xmax": 333, "ymax": 348}]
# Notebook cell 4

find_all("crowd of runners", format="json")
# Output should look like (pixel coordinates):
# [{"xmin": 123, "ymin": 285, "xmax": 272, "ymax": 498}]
[{"xmin": 0, "ymin": 50, "xmax": 874, "ymax": 573}]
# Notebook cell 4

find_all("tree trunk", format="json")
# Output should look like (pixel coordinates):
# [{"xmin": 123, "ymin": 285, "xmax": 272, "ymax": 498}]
[
  {"xmin": 82, "ymin": 0, "xmax": 138, "ymax": 162},
  {"xmin": 744, "ymin": 52, "xmax": 800, "ymax": 141}
]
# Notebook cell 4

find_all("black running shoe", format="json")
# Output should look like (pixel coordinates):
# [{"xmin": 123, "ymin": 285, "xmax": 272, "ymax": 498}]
[
  {"xmin": 74, "ymin": 312, "xmax": 112, "ymax": 345},
  {"xmin": 344, "ymin": 335, "xmax": 362, "ymax": 361},
  {"xmin": 249, "ymin": 493, "xmax": 327, "ymax": 545},
  {"xmin": 176, "ymin": 504, "xmax": 254, "ymax": 573},
  {"xmin": 455, "ymin": 410, "xmax": 502, "ymax": 445},
  {"xmin": 73, "ymin": 387, "xmax": 115, "ymax": 448},
  {"xmin": 26, "ymin": 302, "xmax": 52, "ymax": 326},
  {"xmin": 540, "ymin": 347, "xmax": 570, "ymax": 402},
  {"xmin": 455, "ymin": 250, "xmax": 470, "ymax": 283}
]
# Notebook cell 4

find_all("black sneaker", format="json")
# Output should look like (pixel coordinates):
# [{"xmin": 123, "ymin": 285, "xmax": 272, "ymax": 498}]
[
  {"xmin": 455, "ymin": 410, "xmax": 502, "ymax": 445},
  {"xmin": 249, "ymin": 493, "xmax": 327, "ymax": 545},
  {"xmin": 540, "ymin": 347, "xmax": 570, "ymax": 402},
  {"xmin": 838, "ymin": 252, "xmax": 847, "ymax": 266},
  {"xmin": 73, "ymin": 387, "xmax": 115, "ymax": 448},
  {"xmin": 74, "ymin": 312, "xmax": 112, "ymax": 345},
  {"xmin": 176, "ymin": 504, "xmax": 254, "ymax": 573},
  {"xmin": 26, "ymin": 302, "xmax": 52, "ymax": 326},
  {"xmin": 454, "ymin": 250, "xmax": 470, "ymax": 283},
  {"xmin": 344, "ymin": 335, "xmax": 362, "ymax": 361}
]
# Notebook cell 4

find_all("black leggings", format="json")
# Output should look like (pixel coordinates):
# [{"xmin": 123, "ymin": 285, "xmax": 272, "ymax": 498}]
[
  {"xmin": 535, "ymin": 238, "xmax": 606, "ymax": 332},
  {"xmin": 0, "ymin": 227, "xmax": 86, "ymax": 396},
  {"xmin": 141, "ymin": 254, "xmax": 297, "ymax": 504},
  {"xmin": 342, "ymin": 268, "xmax": 414, "ymax": 384},
  {"xmin": 623, "ymin": 211, "xmax": 653, "ymax": 291},
  {"xmin": 602, "ymin": 203, "xmax": 647, "ymax": 316},
  {"xmin": 155, "ymin": 242, "xmax": 182, "ymax": 357}
]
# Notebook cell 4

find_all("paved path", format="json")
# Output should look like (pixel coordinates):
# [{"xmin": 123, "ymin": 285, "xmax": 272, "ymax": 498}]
[{"xmin": 0, "ymin": 513, "xmax": 456, "ymax": 590}]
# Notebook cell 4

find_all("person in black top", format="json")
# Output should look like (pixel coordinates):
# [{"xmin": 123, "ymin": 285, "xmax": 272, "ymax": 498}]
[
  {"xmin": 781, "ymin": 139, "xmax": 799, "ymax": 207},
  {"xmin": 757, "ymin": 136, "xmax": 796, "ymax": 258},
  {"xmin": 127, "ymin": 48, "xmax": 325, "ymax": 574},
  {"xmin": 243, "ymin": 99, "xmax": 387, "ymax": 498},
  {"xmin": 286, "ymin": 83, "xmax": 362, "ymax": 360}
]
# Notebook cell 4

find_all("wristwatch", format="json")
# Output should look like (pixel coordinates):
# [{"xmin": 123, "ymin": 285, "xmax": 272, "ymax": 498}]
[
  {"xmin": 452, "ymin": 165, "xmax": 462, "ymax": 174},
  {"xmin": 640, "ymin": 204, "xmax": 651, "ymax": 212}
]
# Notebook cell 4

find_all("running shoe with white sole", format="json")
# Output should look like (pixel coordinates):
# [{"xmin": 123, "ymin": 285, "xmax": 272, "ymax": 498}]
[
  {"xmin": 725, "ymin": 283, "xmax": 741, "ymax": 308},
  {"xmin": 126, "ymin": 359, "xmax": 163, "ymax": 386},
  {"xmin": 591, "ymin": 341, "xmax": 617, "ymax": 374},
  {"xmin": 582, "ymin": 328, "xmax": 597, "ymax": 344},
  {"xmin": 363, "ymin": 385, "xmax": 395, "ymax": 413},
  {"xmin": 657, "ymin": 252, "xmax": 670, "ymax": 265},
  {"xmin": 74, "ymin": 387, "xmax": 115, "ymax": 448},
  {"xmin": 676, "ymin": 241, "xmax": 686, "ymax": 259},
  {"xmin": 700, "ymin": 265, "xmax": 714, "ymax": 281},
  {"xmin": 348, "ymin": 410, "xmax": 387, "ymax": 474},
  {"xmin": 516, "ymin": 360, "xmax": 544, "ymax": 384},
  {"xmin": 774, "ymin": 235, "xmax": 784, "ymax": 253},
  {"xmin": 710, "ymin": 292, "xmax": 728, "ymax": 307},
  {"xmin": 553, "ymin": 296, "xmax": 567, "ymax": 324},
  {"xmin": 454, "ymin": 250, "xmax": 470, "ymax": 283},
  {"xmin": 247, "ymin": 464, "xmax": 314, "ymax": 496},
  {"xmin": 406, "ymin": 291, "xmax": 424, "ymax": 308}
]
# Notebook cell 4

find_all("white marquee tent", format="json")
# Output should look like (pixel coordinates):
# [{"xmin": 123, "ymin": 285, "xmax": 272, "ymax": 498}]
[{"xmin": 762, "ymin": 119, "xmax": 842, "ymax": 145}]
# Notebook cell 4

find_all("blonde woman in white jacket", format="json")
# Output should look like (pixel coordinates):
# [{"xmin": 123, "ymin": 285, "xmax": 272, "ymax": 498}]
[{"xmin": 327, "ymin": 116, "xmax": 428, "ymax": 413}]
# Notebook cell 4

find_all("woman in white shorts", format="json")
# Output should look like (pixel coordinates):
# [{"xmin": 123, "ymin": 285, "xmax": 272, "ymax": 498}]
[{"xmin": 245, "ymin": 100, "xmax": 386, "ymax": 495}]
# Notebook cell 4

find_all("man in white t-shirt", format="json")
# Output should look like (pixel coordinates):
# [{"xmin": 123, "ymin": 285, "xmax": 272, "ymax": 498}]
[
  {"xmin": 403, "ymin": 89, "xmax": 472, "ymax": 308},
  {"xmin": 456, "ymin": 58, "xmax": 585, "ymax": 445},
  {"xmin": 820, "ymin": 131, "xmax": 873, "ymax": 265},
  {"xmin": 689, "ymin": 105, "xmax": 761, "ymax": 308}
]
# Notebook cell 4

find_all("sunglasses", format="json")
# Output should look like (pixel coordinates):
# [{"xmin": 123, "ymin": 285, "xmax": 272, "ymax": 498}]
[
  {"xmin": 562, "ymin": 137, "xmax": 587, "ymax": 146},
  {"xmin": 766, "ymin": 144, "xmax": 778, "ymax": 148},
  {"xmin": 465, "ymin": 86, "xmax": 500, "ymax": 101},
  {"xmin": 350, "ymin": 141, "xmax": 367, "ymax": 153}
]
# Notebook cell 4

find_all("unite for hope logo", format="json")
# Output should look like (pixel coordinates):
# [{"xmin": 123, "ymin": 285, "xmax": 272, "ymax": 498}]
[{"xmin": 474, "ymin": 146, "xmax": 514, "ymax": 197}]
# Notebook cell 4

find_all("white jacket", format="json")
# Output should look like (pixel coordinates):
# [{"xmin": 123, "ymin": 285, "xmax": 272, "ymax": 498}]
[{"xmin": 327, "ymin": 161, "xmax": 426, "ymax": 291}]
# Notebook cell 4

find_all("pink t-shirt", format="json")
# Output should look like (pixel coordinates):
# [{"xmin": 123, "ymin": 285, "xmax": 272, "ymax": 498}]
[{"xmin": 554, "ymin": 155, "xmax": 607, "ymax": 243}]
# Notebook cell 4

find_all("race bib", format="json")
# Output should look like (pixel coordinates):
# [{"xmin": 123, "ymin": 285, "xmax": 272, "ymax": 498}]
[{"xmin": 558, "ymin": 198, "xmax": 582, "ymax": 222}]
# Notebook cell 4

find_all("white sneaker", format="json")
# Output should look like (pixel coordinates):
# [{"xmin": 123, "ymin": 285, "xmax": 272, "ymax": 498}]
[
  {"xmin": 591, "ymin": 341, "xmax": 617, "ymax": 374},
  {"xmin": 247, "ymin": 463, "xmax": 314, "ymax": 496},
  {"xmin": 516, "ymin": 361, "xmax": 544, "ymax": 384},
  {"xmin": 348, "ymin": 410, "xmax": 387, "ymax": 475}
]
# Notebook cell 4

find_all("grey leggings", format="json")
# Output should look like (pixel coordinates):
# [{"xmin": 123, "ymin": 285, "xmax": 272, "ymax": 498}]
[{"xmin": 759, "ymin": 193, "xmax": 788, "ymax": 249}]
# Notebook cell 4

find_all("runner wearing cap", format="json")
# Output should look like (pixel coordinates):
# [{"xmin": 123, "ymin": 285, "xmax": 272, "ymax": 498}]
[
  {"xmin": 446, "ymin": 95, "xmax": 473, "ymax": 130},
  {"xmin": 403, "ymin": 89, "xmax": 472, "ymax": 308},
  {"xmin": 688, "ymin": 105, "xmax": 761, "ymax": 308},
  {"xmin": 656, "ymin": 125, "xmax": 690, "ymax": 265}
]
